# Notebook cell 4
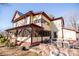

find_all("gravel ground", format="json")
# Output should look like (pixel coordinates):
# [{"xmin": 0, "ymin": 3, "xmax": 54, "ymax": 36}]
[
  {"xmin": 0, "ymin": 47, "xmax": 40, "ymax": 56},
  {"xmin": 0, "ymin": 44, "xmax": 79, "ymax": 56},
  {"xmin": 32, "ymin": 44, "xmax": 79, "ymax": 56}
]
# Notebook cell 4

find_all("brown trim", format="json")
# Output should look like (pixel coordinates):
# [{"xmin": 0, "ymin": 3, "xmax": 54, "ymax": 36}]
[
  {"xmin": 31, "ymin": 27, "xmax": 33, "ymax": 45},
  {"xmin": 62, "ymin": 28, "xmax": 79, "ymax": 40},
  {"xmin": 63, "ymin": 28, "xmax": 77, "ymax": 32},
  {"xmin": 62, "ymin": 25, "xmax": 64, "ymax": 41},
  {"xmin": 12, "ymin": 11, "xmax": 33, "ymax": 23},
  {"xmin": 52, "ymin": 17, "xmax": 64, "ymax": 27},
  {"xmin": 12, "ymin": 11, "xmax": 52, "ymax": 23},
  {"xmin": 64, "ymin": 28, "xmax": 79, "ymax": 33},
  {"xmin": 41, "ymin": 12, "xmax": 52, "ymax": 21},
  {"xmin": 52, "ymin": 17, "xmax": 65, "ymax": 40},
  {"xmin": 29, "ymin": 14, "xmax": 32, "ymax": 24},
  {"xmin": 51, "ymin": 17, "xmax": 64, "ymax": 40},
  {"xmin": 33, "ymin": 12, "xmax": 52, "ymax": 21},
  {"xmin": 53, "ymin": 17, "xmax": 63, "ymax": 20},
  {"xmin": 5, "ymin": 23, "xmax": 43, "ymax": 31},
  {"xmin": 76, "ymin": 32, "xmax": 79, "ymax": 33},
  {"xmin": 12, "ymin": 10, "xmax": 18, "ymax": 22}
]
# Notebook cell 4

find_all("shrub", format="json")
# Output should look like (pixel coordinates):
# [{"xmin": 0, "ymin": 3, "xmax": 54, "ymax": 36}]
[
  {"xmin": 5, "ymin": 41, "xmax": 15, "ymax": 48},
  {"xmin": 0, "ymin": 34, "xmax": 7, "ymax": 43},
  {"xmin": 4, "ymin": 40, "xmax": 10, "ymax": 47}
]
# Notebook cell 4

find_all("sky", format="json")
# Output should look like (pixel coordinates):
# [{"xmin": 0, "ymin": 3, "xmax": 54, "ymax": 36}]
[{"xmin": 0, "ymin": 3, "xmax": 79, "ymax": 31}]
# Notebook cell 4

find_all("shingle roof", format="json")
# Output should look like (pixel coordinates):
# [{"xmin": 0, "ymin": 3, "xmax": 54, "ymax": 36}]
[
  {"xmin": 12, "ymin": 11, "xmax": 52, "ymax": 22},
  {"xmin": 5, "ymin": 23, "xmax": 43, "ymax": 31}
]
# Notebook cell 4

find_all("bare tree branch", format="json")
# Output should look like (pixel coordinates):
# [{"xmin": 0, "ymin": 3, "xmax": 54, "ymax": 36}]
[{"xmin": 66, "ymin": 12, "xmax": 79, "ymax": 31}]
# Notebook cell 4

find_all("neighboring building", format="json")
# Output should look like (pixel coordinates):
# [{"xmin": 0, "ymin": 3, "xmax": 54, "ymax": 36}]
[
  {"xmin": 6, "ymin": 10, "xmax": 79, "ymax": 47},
  {"xmin": 51, "ymin": 17, "xmax": 79, "ymax": 42},
  {"xmin": 51, "ymin": 17, "xmax": 64, "ymax": 41},
  {"xmin": 63, "ymin": 28, "xmax": 77, "ymax": 41}
]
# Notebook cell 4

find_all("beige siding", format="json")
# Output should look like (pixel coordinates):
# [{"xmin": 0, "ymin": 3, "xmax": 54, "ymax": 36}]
[
  {"xmin": 43, "ymin": 36, "xmax": 50, "ymax": 41},
  {"xmin": 33, "ymin": 15, "xmax": 42, "ymax": 21},
  {"xmin": 42, "ymin": 15, "xmax": 51, "ymax": 31},
  {"xmin": 13, "ymin": 19, "xmax": 25, "ymax": 27},
  {"xmin": 51, "ymin": 19, "xmax": 63, "ymax": 40},
  {"xmin": 77, "ymin": 33, "xmax": 79, "ymax": 39},
  {"xmin": 42, "ymin": 15, "xmax": 50, "ymax": 23},
  {"xmin": 42, "ymin": 23, "xmax": 51, "ymax": 31},
  {"xmin": 14, "ymin": 13, "xmax": 20, "ymax": 20},
  {"xmin": 32, "ymin": 37, "xmax": 41, "ymax": 42},
  {"xmin": 17, "ymin": 37, "xmax": 31, "ymax": 42},
  {"xmin": 13, "ymin": 16, "xmax": 30, "ymax": 27},
  {"xmin": 32, "ymin": 14, "xmax": 51, "ymax": 31},
  {"xmin": 63, "ymin": 29, "xmax": 76, "ymax": 40},
  {"xmin": 33, "ymin": 14, "xmax": 42, "ymax": 26}
]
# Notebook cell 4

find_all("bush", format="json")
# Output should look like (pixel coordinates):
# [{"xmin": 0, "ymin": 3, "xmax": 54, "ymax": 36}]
[
  {"xmin": 0, "ymin": 34, "xmax": 7, "ymax": 43},
  {"xmin": 5, "ymin": 41, "xmax": 15, "ymax": 48},
  {"xmin": 4, "ymin": 40, "xmax": 9, "ymax": 47}
]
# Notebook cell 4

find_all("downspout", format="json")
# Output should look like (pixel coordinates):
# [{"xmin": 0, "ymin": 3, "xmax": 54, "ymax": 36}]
[
  {"xmin": 30, "ymin": 14, "xmax": 33, "ymax": 45},
  {"xmin": 41, "ymin": 14, "xmax": 43, "ymax": 43},
  {"xmin": 51, "ymin": 17, "xmax": 54, "ymax": 44},
  {"xmin": 62, "ymin": 19, "xmax": 64, "ymax": 47},
  {"xmin": 31, "ymin": 27, "xmax": 33, "ymax": 46},
  {"xmin": 50, "ymin": 21, "xmax": 53, "ymax": 44}
]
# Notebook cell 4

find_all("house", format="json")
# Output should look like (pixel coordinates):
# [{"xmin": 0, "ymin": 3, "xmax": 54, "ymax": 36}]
[
  {"xmin": 6, "ymin": 10, "xmax": 79, "ymax": 47},
  {"xmin": 6, "ymin": 11, "xmax": 52, "ymax": 47},
  {"xmin": 51, "ymin": 17, "xmax": 79, "ymax": 43}
]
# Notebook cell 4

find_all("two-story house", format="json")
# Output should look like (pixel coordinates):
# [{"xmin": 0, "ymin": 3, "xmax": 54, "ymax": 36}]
[
  {"xmin": 6, "ymin": 10, "xmax": 79, "ymax": 47},
  {"xmin": 6, "ymin": 11, "xmax": 52, "ymax": 47}
]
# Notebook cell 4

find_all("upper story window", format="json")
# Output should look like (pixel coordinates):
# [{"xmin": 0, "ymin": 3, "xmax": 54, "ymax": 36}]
[
  {"xmin": 41, "ymin": 19, "xmax": 46, "ymax": 23},
  {"xmin": 41, "ymin": 19, "xmax": 50, "ymax": 25},
  {"xmin": 34, "ymin": 19, "xmax": 41, "ymax": 23},
  {"xmin": 34, "ymin": 19, "xmax": 47, "ymax": 23}
]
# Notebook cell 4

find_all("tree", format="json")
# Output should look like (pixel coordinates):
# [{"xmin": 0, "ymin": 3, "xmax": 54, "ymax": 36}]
[
  {"xmin": 48, "ymin": 14, "xmax": 54, "ymax": 19},
  {"xmin": 66, "ymin": 12, "xmax": 79, "ymax": 31},
  {"xmin": 0, "ymin": 34, "xmax": 7, "ymax": 43}
]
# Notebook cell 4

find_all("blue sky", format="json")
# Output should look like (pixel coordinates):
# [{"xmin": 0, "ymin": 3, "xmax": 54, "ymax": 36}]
[{"xmin": 0, "ymin": 3, "xmax": 79, "ymax": 30}]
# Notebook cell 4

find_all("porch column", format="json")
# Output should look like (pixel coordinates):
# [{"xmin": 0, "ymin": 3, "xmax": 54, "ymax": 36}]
[{"xmin": 31, "ymin": 27, "xmax": 33, "ymax": 45}]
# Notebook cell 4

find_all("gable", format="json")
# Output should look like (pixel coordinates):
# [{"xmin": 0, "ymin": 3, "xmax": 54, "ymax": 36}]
[
  {"xmin": 14, "ymin": 13, "xmax": 20, "ymax": 20},
  {"xmin": 42, "ymin": 14, "xmax": 51, "ymax": 25},
  {"xmin": 12, "ymin": 11, "xmax": 23, "ymax": 22},
  {"xmin": 52, "ymin": 19, "xmax": 63, "ymax": 32}
]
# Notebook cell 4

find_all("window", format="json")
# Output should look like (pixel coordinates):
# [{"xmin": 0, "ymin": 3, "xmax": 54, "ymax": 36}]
[
  {"xmin": 53, "ymin": 32, "xmax": 57, "ymax": 38},
  {"xmin": 41, "ymin": 19, "xmax": 46, "ymax": 23},
  {"xmin": 34, "ymin": 19, "xmax": 41, "ymax": 23},
  {"xmin": 39, "ymin": 31, "xmax": 50, "ymax": 37}
]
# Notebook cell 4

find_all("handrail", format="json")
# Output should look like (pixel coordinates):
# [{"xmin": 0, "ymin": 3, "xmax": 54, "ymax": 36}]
[{"xmin": 18, "ymin": 35, "xmax": 31, "ymax": 45}]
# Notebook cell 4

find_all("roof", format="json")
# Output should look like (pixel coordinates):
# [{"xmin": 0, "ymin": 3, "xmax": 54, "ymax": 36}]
[
  {"xmin": 76, "ymin": 31, "xmax": 79, "ymax": 33},
  {"xmin": 6, "ymin": 23, "xmax": 43, "ymax": 31},
  {"xmin": 52, "ymin": 17, "xmax": 64, "ymax": 27},
  {"xmin": 63, "ymin": 28, "xmax": 79, "ymax": 33},
  {"xmin": 52, "ymin": 17, "xmax": 63, "ymax": 21},
  {"xmin": 63, "ymin": 28, "xmax": 76, "ymax": 31},
  {"xmin": 12, "ymin": 10, "xmax": 23, "ymax": 22},
  {"xmin": 17, "ymin": 11, "xmax": 23, "ymax": 16},
  {"xmin": 12, "ymin": 11, "xmax": 52, "ymax": 23}
]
